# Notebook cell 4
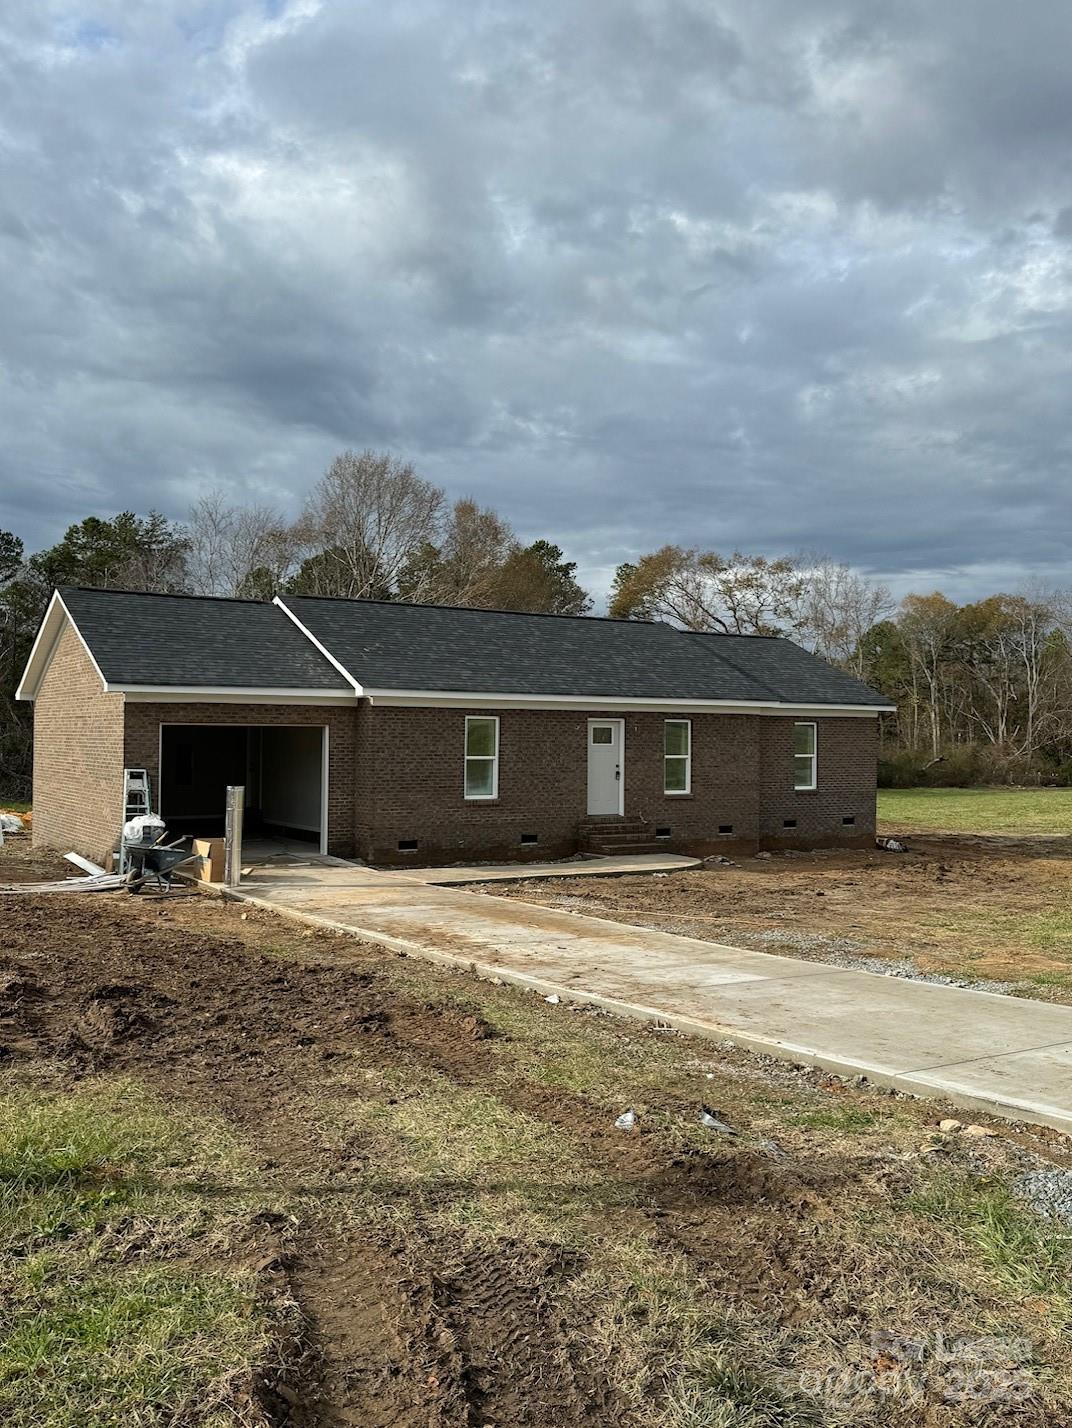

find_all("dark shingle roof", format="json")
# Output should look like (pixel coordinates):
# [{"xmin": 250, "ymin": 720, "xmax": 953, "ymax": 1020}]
[
  {"xmin": 53, "ymin": 586, "xmax": 893, "ymax": 706},
  {"xmin": 58, "ymin": 587, "xmax": 351, "ymax": 690},
  {"xmin": 686, "ymin": 633, "xmax": 893, "ymax": 708},
  {"xmin": 281, "ymin": 595, "xmax": 892, "ymax": 706}
]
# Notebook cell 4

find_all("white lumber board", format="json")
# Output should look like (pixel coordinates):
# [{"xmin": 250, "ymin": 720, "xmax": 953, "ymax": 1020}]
[{"xmin": 64, "ymin": 852, "xmax": 108, "ymax": 876}]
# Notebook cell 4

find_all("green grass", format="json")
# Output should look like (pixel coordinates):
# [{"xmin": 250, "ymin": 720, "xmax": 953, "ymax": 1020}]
[
  {"xmin": 0, "ymin": 1078, "xmax": 279, "ymax": 1428},
  {"xmin": 1, "ymin": 1262, "xmax": 265, "ymax": 1428},
  {"xmin": 877, "ymin": 786, "xmax": 1072, "ymax": 835},
  {"xmin": 786, "ymin": 1105, "xmax": 879, "ymax": 1133},
  {"xmin": 0, "ymin": 800, "xmax": 30, "ymax": 814},
  {"xmin": 906, "ymin": 1173, "xmax": 1072, "ymax": 1323}
]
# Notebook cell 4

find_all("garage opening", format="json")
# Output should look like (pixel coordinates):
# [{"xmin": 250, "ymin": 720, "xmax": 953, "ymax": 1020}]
[{"xmin": 159, "ymin": 724, "xmax": 326, "ymax": 854}]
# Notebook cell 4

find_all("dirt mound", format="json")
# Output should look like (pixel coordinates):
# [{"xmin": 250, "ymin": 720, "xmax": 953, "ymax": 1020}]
[{"xmin": 63, "ymin": 982, "xmax": 177, "ymax": 1063}]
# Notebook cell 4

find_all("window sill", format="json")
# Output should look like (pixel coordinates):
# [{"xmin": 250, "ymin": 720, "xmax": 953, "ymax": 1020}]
[
  {"xmin": 464, "ymin": 797, "xmax": 501, "ymax": 805},
  {"xmin": 663, "ymin": 792, "xmax": 693, "ymax": 799}
]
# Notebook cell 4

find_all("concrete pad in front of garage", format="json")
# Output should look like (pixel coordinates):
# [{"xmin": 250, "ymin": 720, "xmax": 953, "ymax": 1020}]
[{"xmin": 229, "ymin": 858, "xmax": 1072, "ymax": 1135}]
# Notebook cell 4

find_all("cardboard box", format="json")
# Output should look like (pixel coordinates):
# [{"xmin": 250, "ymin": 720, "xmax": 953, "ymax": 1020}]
[{"xmin": 192, "ymin": 837, "xmax": 225, "ymax": 883}]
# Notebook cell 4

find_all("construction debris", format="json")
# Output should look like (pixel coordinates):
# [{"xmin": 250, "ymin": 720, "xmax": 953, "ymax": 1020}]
[
  {"xmin": 699, "ymin": 1105, "xmax": 738, "ymax": 1134},
  {"xmin": 0, "ymin": 873, "xmax": 127, "ymax": 895},
  {"xmin": 65, "ymin": 852, "xmax": 108, "ymax": 877}
]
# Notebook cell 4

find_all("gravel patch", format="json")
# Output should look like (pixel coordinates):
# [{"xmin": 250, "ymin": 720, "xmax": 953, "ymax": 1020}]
[
  {"xmin": 737, "ymin": 930, "xmax": 1025, "ymax": 993},
  {"xmin": 1016, "ymin": 1170, "xmax": 1072, "ymax": 1225}
]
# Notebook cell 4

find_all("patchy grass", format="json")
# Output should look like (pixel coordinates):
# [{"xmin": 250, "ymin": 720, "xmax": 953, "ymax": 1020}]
[
  {"xmin": 7, "ymin": 887, "xmax": 1072, "ymax": 1423},
  {"xmin": 1, "ymin": 1262, "xmax": 266, "ymax": 1428},
  {"xmin": 878, "ymin": 787, "xmax": 1072, "ymax": 836},
  {"xmin": 0, "ymin": 801, "xmax": 30, "ymax": 815},
  {"xmin": 575, "ymin": 1244, "xmax": 822, "ymax": 1428},
  {"xmin": 785, "ymin": 1104, "xmax": 879, "ymax": 1133},
  {"xmin": 906, "ymin": 1173, "xmax": 1072, "ymax": 1325},
  {"xmin": 0, "ymin": 1077, "xmax": 282, "ymax": 1428}
]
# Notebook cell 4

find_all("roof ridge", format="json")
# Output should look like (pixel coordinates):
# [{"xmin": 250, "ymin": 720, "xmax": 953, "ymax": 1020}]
[
  {"xmin": 60, "ymin": 585, "xmax": 268, "ymax": 606},
  {"xmin": 683, "ymin": 629, "xmax": 782, "ymax": 641},
  {"xmin": 282, "ymin": 593, "xmax": 655, "ymax": 625}
]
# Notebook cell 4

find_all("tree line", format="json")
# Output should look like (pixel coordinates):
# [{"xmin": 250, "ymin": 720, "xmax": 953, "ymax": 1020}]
[
  {"xmin": 609, "ymin": 547, "xmax": 1072, "ymax": 787},
  {"xmin": 2, "ymin": 449, "xmax": 1070, "ymax": 796}
]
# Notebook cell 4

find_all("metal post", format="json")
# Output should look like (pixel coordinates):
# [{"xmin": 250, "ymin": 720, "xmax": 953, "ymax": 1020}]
[{"xmin": 224, "ymin": 785, "xmax": 244, "ymax": 887}]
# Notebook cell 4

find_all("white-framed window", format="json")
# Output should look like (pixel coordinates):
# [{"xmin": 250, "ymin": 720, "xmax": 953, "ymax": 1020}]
[
  {"xmin": 464, "ymin": 715, "xmax": 499, "ymax": 799},
  {"xmin": 793, "ymin": 721, "xmax": 817, "ymax": 790},
  {"xmin": 664, "ymin": 719, "xmax": 691, "ymax": 794}
]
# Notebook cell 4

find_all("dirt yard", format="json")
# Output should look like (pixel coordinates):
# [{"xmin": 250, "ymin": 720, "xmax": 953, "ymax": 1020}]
[
  {"xmin": 2, "ymin": 833, "xmax": 1072, "ymax": 1425},
  {"xmin": 488, "ymin": 836, "xmax": 1072, "ymax": 1001}
]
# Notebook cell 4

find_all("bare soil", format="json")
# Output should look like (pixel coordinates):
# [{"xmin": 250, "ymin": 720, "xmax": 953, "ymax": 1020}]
[
  {"xmin": 0, "ymin": 834, "xmax": 71, "ymax": 884},
  {"xmin": 2, "ymin": 851, "xmax": 1071, "ymax": 1424},
  {"xmin": 488, "ymin": 836, "xmax": 1072, "ymax": 998}
]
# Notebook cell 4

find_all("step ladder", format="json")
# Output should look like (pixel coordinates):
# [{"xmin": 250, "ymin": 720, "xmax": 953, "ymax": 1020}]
[{"xmin": 118, "ymin": 769, "xmax": 152, "ymax": 872}]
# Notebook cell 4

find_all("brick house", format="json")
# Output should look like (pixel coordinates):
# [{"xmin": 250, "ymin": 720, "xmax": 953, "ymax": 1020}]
[{"xmin": 18, "ymin": 587, "xmax": 894, "ymax": 867}]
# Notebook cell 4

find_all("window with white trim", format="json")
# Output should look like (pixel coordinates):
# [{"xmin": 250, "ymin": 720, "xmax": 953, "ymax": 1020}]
[
  {"xmin": 464, "ymin": 716, "xmax": 499, "ymax": 799},
  {"xmin": 664, "ymin": 719, "xmax": 691, "ymax": 794},
  {"xmin": 793, "ymin": 721, "xmax": 817, "ymax": 790}
]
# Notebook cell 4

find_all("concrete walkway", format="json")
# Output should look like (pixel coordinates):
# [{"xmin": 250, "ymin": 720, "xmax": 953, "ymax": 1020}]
[
  {"xmin": 406, "ymin": 852, "xmax": 702, "ymax": 884},
  {"xmin": 230, "ymin": 855, "xmax": 1072, "ymax": 1135}
]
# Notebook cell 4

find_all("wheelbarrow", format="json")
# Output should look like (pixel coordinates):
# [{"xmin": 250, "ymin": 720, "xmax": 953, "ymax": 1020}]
[{"xmin": 124, "ymin": 841, "xmax": 198, "ymax": 894}]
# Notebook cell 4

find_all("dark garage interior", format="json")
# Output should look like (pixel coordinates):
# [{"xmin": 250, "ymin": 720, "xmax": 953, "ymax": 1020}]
[{"xmin": 158, "ymin": 724, "xmax": 325, "ymax": 849}]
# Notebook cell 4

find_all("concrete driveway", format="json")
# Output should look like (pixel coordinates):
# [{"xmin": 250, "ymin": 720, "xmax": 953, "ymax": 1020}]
[{"xmin": 230, "ymin": 854, "xmax": 1072, "ymax": 1135}]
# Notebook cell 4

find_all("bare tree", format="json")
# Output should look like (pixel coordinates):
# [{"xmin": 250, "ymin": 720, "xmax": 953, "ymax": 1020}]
[
  {"xmin": 898, "ymin": 593, "xmax": 961, "ymax": 758},
  {"xmin": 186, "ymin": 493, "xmax": 295, "ymax": 597},
  {"xmin": 798, "ymin": 556, "xmax": 893, "ymax": 674},
  {"xmin": 293, "ymin": 450, "xmax": 445, "ymax": 599},
  {"xmin": 399, "ymin": 498, "xmax": 518, "ymax": 606}
]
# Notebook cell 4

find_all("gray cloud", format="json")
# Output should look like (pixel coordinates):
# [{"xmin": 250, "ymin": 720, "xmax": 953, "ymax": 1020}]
[{"xmin": 2, "ymin": 0, "xmax": 1072, "ymax": 605}]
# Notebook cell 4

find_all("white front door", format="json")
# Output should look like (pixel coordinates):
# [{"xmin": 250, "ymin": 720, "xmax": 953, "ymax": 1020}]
[{"xmin": 586, "ymin": 719, "xmax": 623, "ymax": 815}]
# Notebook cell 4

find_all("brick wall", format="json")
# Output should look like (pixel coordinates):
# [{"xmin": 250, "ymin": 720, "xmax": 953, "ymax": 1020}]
[
  {"xmin": 758, "ymin": 716, "xmax": 877, "ymax": 848},
  {"xmin": 32, "ymin": 676, "xmax": 878, "ymax": 867},
  {"xmin": 354, "ymin": 706, "xmax": 878, "ymax": 864},
  {"xmin": 123, "ymin": 703, "xmax": 356, "ymax": 856},
  {"xmin": 31, "ymin": 622, "xmax": 125, "ymax": 864}
]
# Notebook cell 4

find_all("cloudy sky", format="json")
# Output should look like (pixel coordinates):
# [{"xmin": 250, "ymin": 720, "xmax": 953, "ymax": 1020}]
[{"xmin": 2, "ymin": 1, "xmax": 1071, "ymax": 607}]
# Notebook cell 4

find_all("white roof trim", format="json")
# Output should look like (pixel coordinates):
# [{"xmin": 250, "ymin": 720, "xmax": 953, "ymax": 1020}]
[
  {"xmin": 273, "ymin": 595, "xmax": 364, "ymax": 694},
  {"xmin": 16, "ymin": 591, "xmax": 109, "ymax": 701},
  {"xmin": 119, "ymin": 686, "xmax": 358, "ymax": 704},
  {"xmin": 363, "ymin": 688, "xmax": 895, "ymax": 715}
]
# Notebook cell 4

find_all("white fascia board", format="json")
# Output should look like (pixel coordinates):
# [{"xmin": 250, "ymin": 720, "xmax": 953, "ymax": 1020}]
[
  {"xmin": 364, "ymin": 689, "xmax": 895, "ymax": 716},
  {"xmin": 272, "ymin": 596, "xmax": 364, "ymax": 694},
  {"xmin": 118, "ymin": 686, "xmax": 359, "ymax": 704},
  {"xmin": 16, "ymin": 591, "xmax": 109, "ymax": 700}
]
